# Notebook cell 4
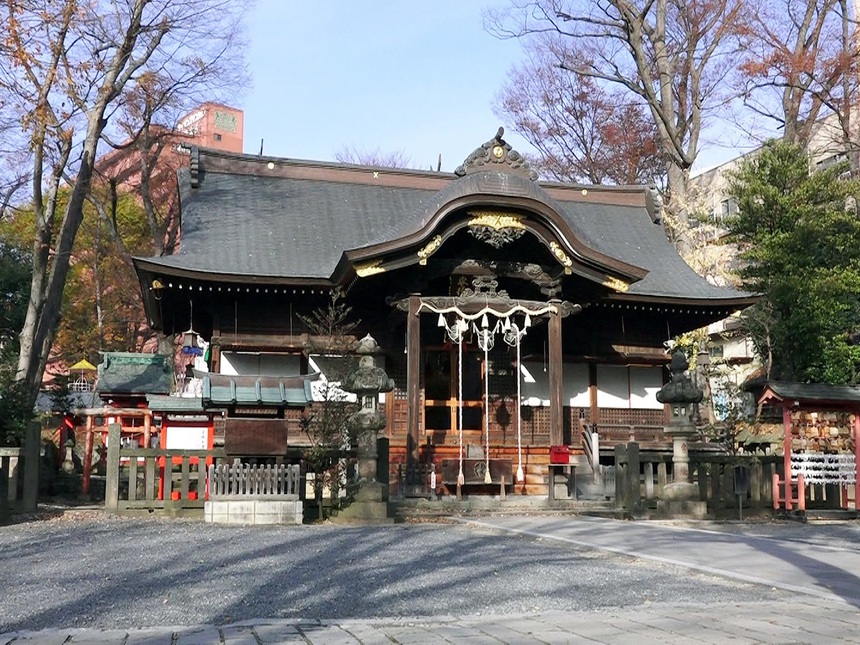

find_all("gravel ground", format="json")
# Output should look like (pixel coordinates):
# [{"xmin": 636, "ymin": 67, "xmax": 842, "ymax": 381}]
[{"xmin": 0, "ymin": 510, "xmax": 803, "ymax": 634}]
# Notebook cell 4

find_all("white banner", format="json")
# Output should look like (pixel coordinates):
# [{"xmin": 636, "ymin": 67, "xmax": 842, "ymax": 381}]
[{"xmin": 791, "ymin": 453, "xmax": 856, "ymax": 485}]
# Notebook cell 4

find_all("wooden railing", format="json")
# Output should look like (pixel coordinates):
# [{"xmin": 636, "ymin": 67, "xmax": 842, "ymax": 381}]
[
  {"xmin": 611, "ymin": 442, "xmax": 780, "ymax": 513},
  {"xmin": 208, "ymin": 462, "xmax": 301, "ymax": 498},
  {"xmin": 104, "ymin": 423, "xmax": 226, "ymax": 516}
]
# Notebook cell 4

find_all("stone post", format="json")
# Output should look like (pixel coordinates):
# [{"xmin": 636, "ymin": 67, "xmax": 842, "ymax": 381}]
[{"xmin": 105, "ymin": 423, "xmax": 121, "ymax": 512}]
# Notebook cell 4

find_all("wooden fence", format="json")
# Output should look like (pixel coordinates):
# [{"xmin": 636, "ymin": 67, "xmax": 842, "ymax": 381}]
[
  {"xmin": 104, "ymin": 423, "xmax": 226, "ymax": 516},
  {"xmin": 612, "ymin": 443, "xmax": 781, "ymax": 514},
  {"xmin": 0, "ymin": 423, "xmax": 41, "ymax": 521},
  {"xmin": 208, "ymin": 462, "xmax": 301, "ymax": 497}
]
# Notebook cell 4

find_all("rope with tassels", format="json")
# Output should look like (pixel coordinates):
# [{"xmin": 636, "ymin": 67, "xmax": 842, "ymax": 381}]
[{"xmin": 457, "ymin": 322, "xmax": 464, "ymax": 488}]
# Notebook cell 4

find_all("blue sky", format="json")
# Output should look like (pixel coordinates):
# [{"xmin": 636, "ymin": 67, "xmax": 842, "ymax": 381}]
[
  {"xmin": 242, "ymin": 1, "xmax": 533, "ymax": 171},
  {"xmin": 241, "ymin": 1, "xmax": 739, "ymax": 174}
]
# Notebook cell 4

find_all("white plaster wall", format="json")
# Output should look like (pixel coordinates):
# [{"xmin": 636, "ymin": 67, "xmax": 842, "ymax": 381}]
[
  {"xmin": 596, "ymin": 365, "xmax": 629, "ymax": 408},
  {"xmin": 521, "ymin": 362, "xmax": 659, "ymax": 408},
  {"xmin": 628, "ymin": 366, "xmax": 664, "ymax": 410},
  {"xmin": 219, "ymin": 352, "xmax": 301, "ymax": 376}
]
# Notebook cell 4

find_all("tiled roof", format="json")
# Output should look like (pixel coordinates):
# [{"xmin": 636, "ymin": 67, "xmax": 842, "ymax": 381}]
[
  {"xmin": 136, "ymin": 148, "xmax": 753, "ymax": 303},
  {"xmin": 560, "ymin": 200, "xmax": 743, "ymax": 300},
  {"xmin": 97, "ymin": 353, "xmax": 173, "ymax": 395},
  {"xmin": 150, "ymin": 172, "xmax": 439, "ymax": 279},
  {"xmin": 202, "ymin": 373, "xmax": 313, "ymax": 407},
  {"xmin": 760, "ymin": 382, "xmax": 860, "ymax": 407},
  {"xmin": 145, "ymin": 394, "xmax": 205, "ymax": 413}
]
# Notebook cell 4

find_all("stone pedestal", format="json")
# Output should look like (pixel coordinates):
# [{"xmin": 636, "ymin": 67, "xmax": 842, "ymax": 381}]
[
  {"xmin": 663, "ymin": 431, "xmax": 697, "ymax": 501},
  {"xmin": 662, "ymin": 481, "xmax": 699, "ymax": 501},
  {"xmin": 329, "ymin": 482, "xmax": 392, "ymax": 524},
  {"xmin": 656, "ymin": 499, "xmax": 708, "ymax": 519}
]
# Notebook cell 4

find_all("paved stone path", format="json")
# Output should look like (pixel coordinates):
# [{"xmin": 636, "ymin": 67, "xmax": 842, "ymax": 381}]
[
  {"xmin": 3, "ymin": 598, "xmax": 859, "ymax": 644},
  {"xmin": 460, "ymin": 515, "xmax": 860, "ymax": 606},
  {"xmin": 5, "ymin": 516, "xmax": 860, "ymax": 644}
]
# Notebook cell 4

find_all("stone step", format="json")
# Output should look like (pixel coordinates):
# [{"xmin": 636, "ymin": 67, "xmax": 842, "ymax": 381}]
[{"xmin": 390, "ymin": 497, "xmax": 620, "ymax": 521}]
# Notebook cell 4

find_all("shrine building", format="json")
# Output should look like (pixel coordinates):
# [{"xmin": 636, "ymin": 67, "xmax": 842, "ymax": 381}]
[{"xmin": 133, "ymin": 130, "xmax": 755, "ymax": 496}]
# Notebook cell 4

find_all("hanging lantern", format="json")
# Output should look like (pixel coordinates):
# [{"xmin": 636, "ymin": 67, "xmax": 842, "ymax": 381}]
[
  {"xmin": 180, "ymin": 298, "xmax": 203, "ymax": 356},
  {"xmin": 437, "ymin": 313, "xmax": 446, "ymax": 327},
  {"xmin": 524, "ymin": 313, "xmax": 532, "ymax": 328},
  {"xmin": 182, "ymin": 330, "xmax": 196, "ymax": 349}
]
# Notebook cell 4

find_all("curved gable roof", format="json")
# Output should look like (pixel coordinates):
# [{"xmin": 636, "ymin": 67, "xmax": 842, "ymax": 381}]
[{"xmin": 343, "ymin": 170, "xmax": 648, "ymax": 284}]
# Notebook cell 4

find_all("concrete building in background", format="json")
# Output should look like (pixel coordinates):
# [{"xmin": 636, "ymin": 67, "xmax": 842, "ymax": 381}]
[{"xmin": 176, "ymin": 103, "xmax": 244, "ymax": 154}]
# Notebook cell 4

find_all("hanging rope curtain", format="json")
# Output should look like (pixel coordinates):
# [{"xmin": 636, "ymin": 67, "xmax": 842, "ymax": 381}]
[
  {"xmin": 503, "ymin": 322, "xmax": 527, "ymax": 483},
  {"xmin": 439, "ymin": 310, "xmax": 530, "ymax": 486}
]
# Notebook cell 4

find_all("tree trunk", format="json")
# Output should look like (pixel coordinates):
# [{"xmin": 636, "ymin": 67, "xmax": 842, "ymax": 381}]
[{"xmin": 666, "ymin": 162, "xmax": 692, "ymax": 256}]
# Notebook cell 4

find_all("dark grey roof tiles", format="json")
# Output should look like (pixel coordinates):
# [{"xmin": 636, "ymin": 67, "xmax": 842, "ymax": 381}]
[
  {"xmin": 139, "ymin": 149, "xmax": 751, "ymax": 303},
  {"xmin": 160, "ymin": 173, "xmax": 438, "ymax": 278},
  {"xmin": 561, "ymin": 201, "xmax": 741, "ymax": 300}
]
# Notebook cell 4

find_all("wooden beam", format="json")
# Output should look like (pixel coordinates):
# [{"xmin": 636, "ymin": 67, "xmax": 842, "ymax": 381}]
[
  {"xmin": 406, "ymin": 295, "xmax": 421, "ymax": 463},
  {"xmin": 82, "ymin": 416, "xmax": 94, "ymax": 495},
  {"xmin": 549, "ymin": 303, "xmax": 563, "ymax": 446},
  {"xmin": 588, "ymin": 363, "xmax": 598, "ymax": 425}
]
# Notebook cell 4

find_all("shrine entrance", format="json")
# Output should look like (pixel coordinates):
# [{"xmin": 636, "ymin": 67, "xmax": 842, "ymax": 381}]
[{"xmin": 394, "ymin": 276, "xmax": 580, "ymax": 491}]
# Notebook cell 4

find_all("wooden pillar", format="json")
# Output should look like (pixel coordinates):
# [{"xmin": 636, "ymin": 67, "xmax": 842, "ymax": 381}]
[
  {"xmin": 783, "ymin": 406, "xmax": 792, "ymax": 510},
  {"xmin": 548, "ymin": 303, "xmax": 563, "ymax": 447},
  {"xmin": 588, "ymin": 363, "xmax": 598, "ymax": 425},
  {"xmin": 406, "ymin": 295, "xmax": 421, "ymax": 464},
  {"xmin": 143, "ymin": 413, "xmax": 151, "ymax": 450},
  {"xmin": 22, "ymin": 421, "xmax": 39, "ymax": 512},
  {"xmin": 82, "ymin": 416, "xmax": 94, "ymax": 495}
]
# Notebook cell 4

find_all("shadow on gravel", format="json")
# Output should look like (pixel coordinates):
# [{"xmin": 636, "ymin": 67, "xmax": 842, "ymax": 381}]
[{"xmin": 0, "ymin": 513, "xmax": 789, "ymax": 633}]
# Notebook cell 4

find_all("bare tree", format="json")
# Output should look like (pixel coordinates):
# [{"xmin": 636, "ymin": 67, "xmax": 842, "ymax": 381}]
[
  {"xmin": 0, "ymin": 100, "xmax": 30, "ymax": 221},
  {"xmin": 486, "ymin": 0, "xmax": 746, "ymax": 238},
  {"xmin": 335, "ymin": 146, "xmax": 414, "ymax": 169},
  {"xmin": 0, "ymin": 0, "xmax": 251, "ymax": 405},
  {"xmin": 737, "ymin": 0, "xmax": 860, "ymax": 163},
  {"xmin": 495, "ymin": 44, "xmax": 665, "ymax": 185}
]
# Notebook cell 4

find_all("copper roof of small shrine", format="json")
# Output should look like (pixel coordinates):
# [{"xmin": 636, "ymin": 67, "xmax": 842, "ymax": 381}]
[
  {"xmin": 134, "ymin": 135, "xmax": 754, "ymax": 306},
  {"xmin": 758, "ymin": 382, "xmax": 860, "ymax": 409},
  {"xmin": 202, "ymin": 373, "xmax": 313, "ymax": 408},
  {"xmin": 97, "ymin": 353, "xmax": 173, "ymax": 396}
]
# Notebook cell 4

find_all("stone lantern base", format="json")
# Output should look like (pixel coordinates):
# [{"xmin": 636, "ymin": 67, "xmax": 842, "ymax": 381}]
[
  {"xmin": 329, "ymin": 482, "xmax": 393, "ymax": 524},
  {"xmin": 656, "ymin": 498, "xmax": 708, "ymax": 519}
]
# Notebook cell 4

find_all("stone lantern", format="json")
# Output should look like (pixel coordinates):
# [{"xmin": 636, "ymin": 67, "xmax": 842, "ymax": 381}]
[
  {"xmin": 656, "ymin": 351, "xmax": 704, "ymax": 506},
  {"xmin": 337, "ymin": 334, "xmax": 395, "ymax": 523}
]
